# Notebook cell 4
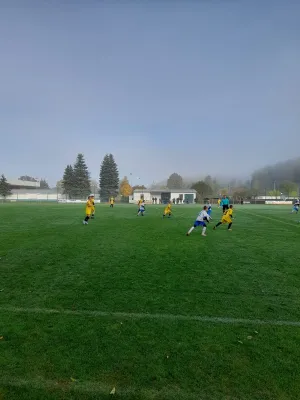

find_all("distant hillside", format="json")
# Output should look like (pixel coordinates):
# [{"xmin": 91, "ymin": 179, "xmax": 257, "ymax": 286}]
[
  {"xmin": 251, "ymin": 157, "xmax": 300, "ymax": 191},
  {"xmin": 150, "ymin": 174, "xmax": 250, "ymax": 191}
]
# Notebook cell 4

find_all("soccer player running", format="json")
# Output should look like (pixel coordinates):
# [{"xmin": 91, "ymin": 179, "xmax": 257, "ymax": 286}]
[
  {"xmin": 90, "ymin": 194, "xmax": 95, "ymax": 219},
  {"xmin": 137, "ymin": 198, "xmax": 144, "ymax": 213},
  {"xmin": 213, "ymin": 205, "xmax": 234, "ymax": 231},
  {"xmin": 109, "ymin": 197, "xmax": 115, "ymax": 208},
  {"xmin": 83, "ymin": 195, "xmax": 93, "ymax": 225},
  {"xmin": 137, "ymin": 200, "xmax": 146, "ymax": 216},
  {"xmin": 186, "ymin": 206, "xmax": 211, "ymax": 237},
  {"xmin": 291, "ymin": 199, "xmax": 299, "ymax": 214},
  {"xmin": 163, "ymin": 201, "xmax": 172, "ymax": 218},
  {"xmin": 221, "ymin": 195, "xmax": 229, "ymax": 214}
]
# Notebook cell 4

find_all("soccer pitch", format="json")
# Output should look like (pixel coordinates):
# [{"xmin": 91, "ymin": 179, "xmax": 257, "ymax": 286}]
[{"xmin": 1, "ymin": 203, "xmax": 300, "ymax": 400}]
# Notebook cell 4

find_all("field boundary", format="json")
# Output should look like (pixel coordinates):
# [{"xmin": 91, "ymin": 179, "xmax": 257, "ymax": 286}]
[{"xmin": 1, "ymin": 306, "xmax": 300, "ymax": 327}]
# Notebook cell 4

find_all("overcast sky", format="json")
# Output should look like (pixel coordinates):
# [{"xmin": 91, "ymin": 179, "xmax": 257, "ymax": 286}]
[{"xmin": 1, "ymin": 1, "xmax": 300, "ymax": 186}]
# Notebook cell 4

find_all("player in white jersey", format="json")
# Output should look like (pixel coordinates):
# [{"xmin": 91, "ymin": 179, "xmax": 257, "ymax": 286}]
[
  {"xmin": 291, "ymin": 200, "xmax": 299, "ymax": 214},
  {"xmin": 186, "ymin": 206, "xmax": 211, "ymax": 237}
]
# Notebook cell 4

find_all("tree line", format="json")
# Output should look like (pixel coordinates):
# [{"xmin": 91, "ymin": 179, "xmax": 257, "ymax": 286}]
[
  {"xmin": 251, "ymin": 157, "xmax": 300, "ymax": 197},
  {"xmin": 159, "ymin": 172, "xmax": 245, "ymax": 201},
  {"xmin": 1, "ymin": 156, "xmax": 299, "ymax": 200},
  {"xmin": 62, "ymin": 153, "xmax": 133, "ymax": 201},
  {"xmin": 159, "ymin": 171, "xmax": 299, "ymax": 201}
]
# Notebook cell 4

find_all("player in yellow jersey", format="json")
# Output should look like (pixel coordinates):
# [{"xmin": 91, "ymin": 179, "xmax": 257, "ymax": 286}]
[
  {"xmin": 137, "ymin": 198, "xmax": 143, "ymax": 212},
  {"xmin": 213, "ymin": 205, "xmax": 234, "ymax": 231},
  {"xmin": 109, "ymin": 197, "xmax": 115, "ymax": 208},
  {"xmin": 217, "ymin": 198, "xmax": 221, "ymax": 208},
  {"xmin": 83, "ymin": 195, "xmax": 93, "ymax": 225},
  {"xmin": 90, "ymin": 194, "xmax": 95, "ymax": 219},
  {"xmin": 163, "ymin": 202, "xmax": 172, "ymax": 218}
]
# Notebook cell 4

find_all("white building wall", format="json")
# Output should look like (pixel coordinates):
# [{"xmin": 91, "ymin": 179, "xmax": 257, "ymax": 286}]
[
  {"xmin": 131, "ymin": 191, "xmax": 151, "ymax": 203},
  {"xmin": 7, "ymin": 193, "xmax": 60, "ymax": 201},
  {"xmin": 150, "ymin": 192, "xmax": 161, "ymax": 202},
  {"xmin": 7, "ymin": 178, "xmax": 40, "ymax": 188},
  {"xmin": 170, "ymin": 191, "xmax": 196, "ymax": 202},
  {"xmin": 130, "ymin": 191, "xmax": 196, "ymax": 204}
]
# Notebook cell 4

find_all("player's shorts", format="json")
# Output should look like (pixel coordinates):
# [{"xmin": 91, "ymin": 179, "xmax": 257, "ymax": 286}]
[
  {"xmin": 194, "ymin": 220, "xmax": 206, "ymax": 227},
  {"xmin": 86, "ymin": 209, "xmax": 91, "ymax": 216},
  {"xmin": 139, "ymin": 207, "xmax": 145, "ymax": 212},
  {"xmin": 293, "ymin": 206, "xmax": 299, "ymax": 212},
  {"xmin": 223, "ymin": 205, "xmax": 229, "ymax": 212},
  {"xmin": 221, "ymin": 217, "xmax": 231, "ymax": 224}
]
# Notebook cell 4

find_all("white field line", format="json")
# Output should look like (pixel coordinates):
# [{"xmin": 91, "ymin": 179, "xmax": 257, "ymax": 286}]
[
  {"xmin": 239, "ymin": 209, "xmax": 299, "ymax": 228},
  {"xmin": 1, "ymin": 306, "xmax": 300, "ymax": 327}
]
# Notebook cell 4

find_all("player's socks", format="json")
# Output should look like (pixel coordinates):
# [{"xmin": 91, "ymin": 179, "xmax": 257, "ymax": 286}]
[
  {"xmin": 202, "ymin": 227, "xmax": 207, "ymax": 236},
  {"xmin": 228, "ymin": 223, "xmax": 232, "ymax": 230},
  {"xmin": 187, "ymin": 226, "xmax": 194, "ymax": 235},
  {"xmin": 214, "ymin": 222, "xmax": 222, "ymax": 229}
]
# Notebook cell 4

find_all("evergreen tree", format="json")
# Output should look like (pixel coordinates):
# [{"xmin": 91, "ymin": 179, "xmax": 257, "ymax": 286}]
[
  {"xmin": 73, "ymin": 154, "xmax": 91, "ymax": 199},
  {"xmin": 62, "ymin": 164, "xmax": 75, "ymax": 199},
  {"xmin": 99, "ymin": 154, "xmax": 119, "ymax": 201},
  {"xmin": 0, "ymin": 174, "xmax": 12, "ymax": 199}
]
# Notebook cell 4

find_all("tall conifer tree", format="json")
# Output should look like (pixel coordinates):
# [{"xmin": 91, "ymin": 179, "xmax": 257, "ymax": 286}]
[
  {"xmin": 99, "ymin": 154, "xmax": 119, "ymax": 201},
  {"xmin": 73, "ymin": 153, "xmax": 91, "ymax": 199}
]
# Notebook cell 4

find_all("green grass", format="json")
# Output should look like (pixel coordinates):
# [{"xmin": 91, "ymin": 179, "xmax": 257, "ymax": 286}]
[{"xmin": 0, "ymin": 203, "xmax": 300, "ymax": 400}]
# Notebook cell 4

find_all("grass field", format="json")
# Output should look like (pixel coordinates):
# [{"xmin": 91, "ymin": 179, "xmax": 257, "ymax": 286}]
[{"xmin": 1, "ymin": 203, "xmax": 300, "ymax": 400}]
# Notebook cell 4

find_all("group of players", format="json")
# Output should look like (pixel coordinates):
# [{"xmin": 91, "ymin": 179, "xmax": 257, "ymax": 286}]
[
  {"xmin": 83, "ymin": 195, "xmax": 115, "ymax": 224},
  {"xmin": 186, "ymin": 196, "xmax": 233, "ymax": 237},
  {"xmin": 83, "ymin": 194, "xmax": 299, "ymax": 233},
  {"xmin": 136, "ymin": 196, "xmax": 234, "ymax": 237}
]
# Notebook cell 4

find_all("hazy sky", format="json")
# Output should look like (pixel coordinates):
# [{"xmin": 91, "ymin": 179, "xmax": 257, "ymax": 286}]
[{"xmin": 1, "ymin": 1, "xmax": 300, "ymax": 186}]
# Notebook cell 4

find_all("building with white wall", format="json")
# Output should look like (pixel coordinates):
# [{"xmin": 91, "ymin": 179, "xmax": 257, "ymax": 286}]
[
  {"xmin": 130, "ymin": 189, "xmax": 197, "ymax": 204},
  {"xmin": 7, "ymin": 178, "xmax": 40, "ymax": 189}
]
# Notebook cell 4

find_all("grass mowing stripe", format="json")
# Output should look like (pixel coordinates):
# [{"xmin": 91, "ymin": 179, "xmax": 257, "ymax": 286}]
[
  {"xmin": 239, "ymin": 209, "xmax": 299, "ymax": 228},
  {"xmin": 1, "ymin": 306, "xmax": 300, "ymax": 327},
  {"xmin": 0, "ymin": 377, "xmax": 200, "ymax": 399}
]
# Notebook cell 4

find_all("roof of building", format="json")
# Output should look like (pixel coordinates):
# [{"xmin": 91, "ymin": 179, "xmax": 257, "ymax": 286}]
[
  {"xmin": 7, "ymin": 178, "xmax": 40, "ymax": 188},
  {"xmin": 134, "ymin": 189, "xmax": 196, "ymax": 194}
]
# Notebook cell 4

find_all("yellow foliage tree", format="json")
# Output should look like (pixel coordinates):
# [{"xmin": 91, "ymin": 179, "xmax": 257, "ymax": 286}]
[{"xmin": 120, "ymin": 176, "xmax": 133, "ymax": 196}]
